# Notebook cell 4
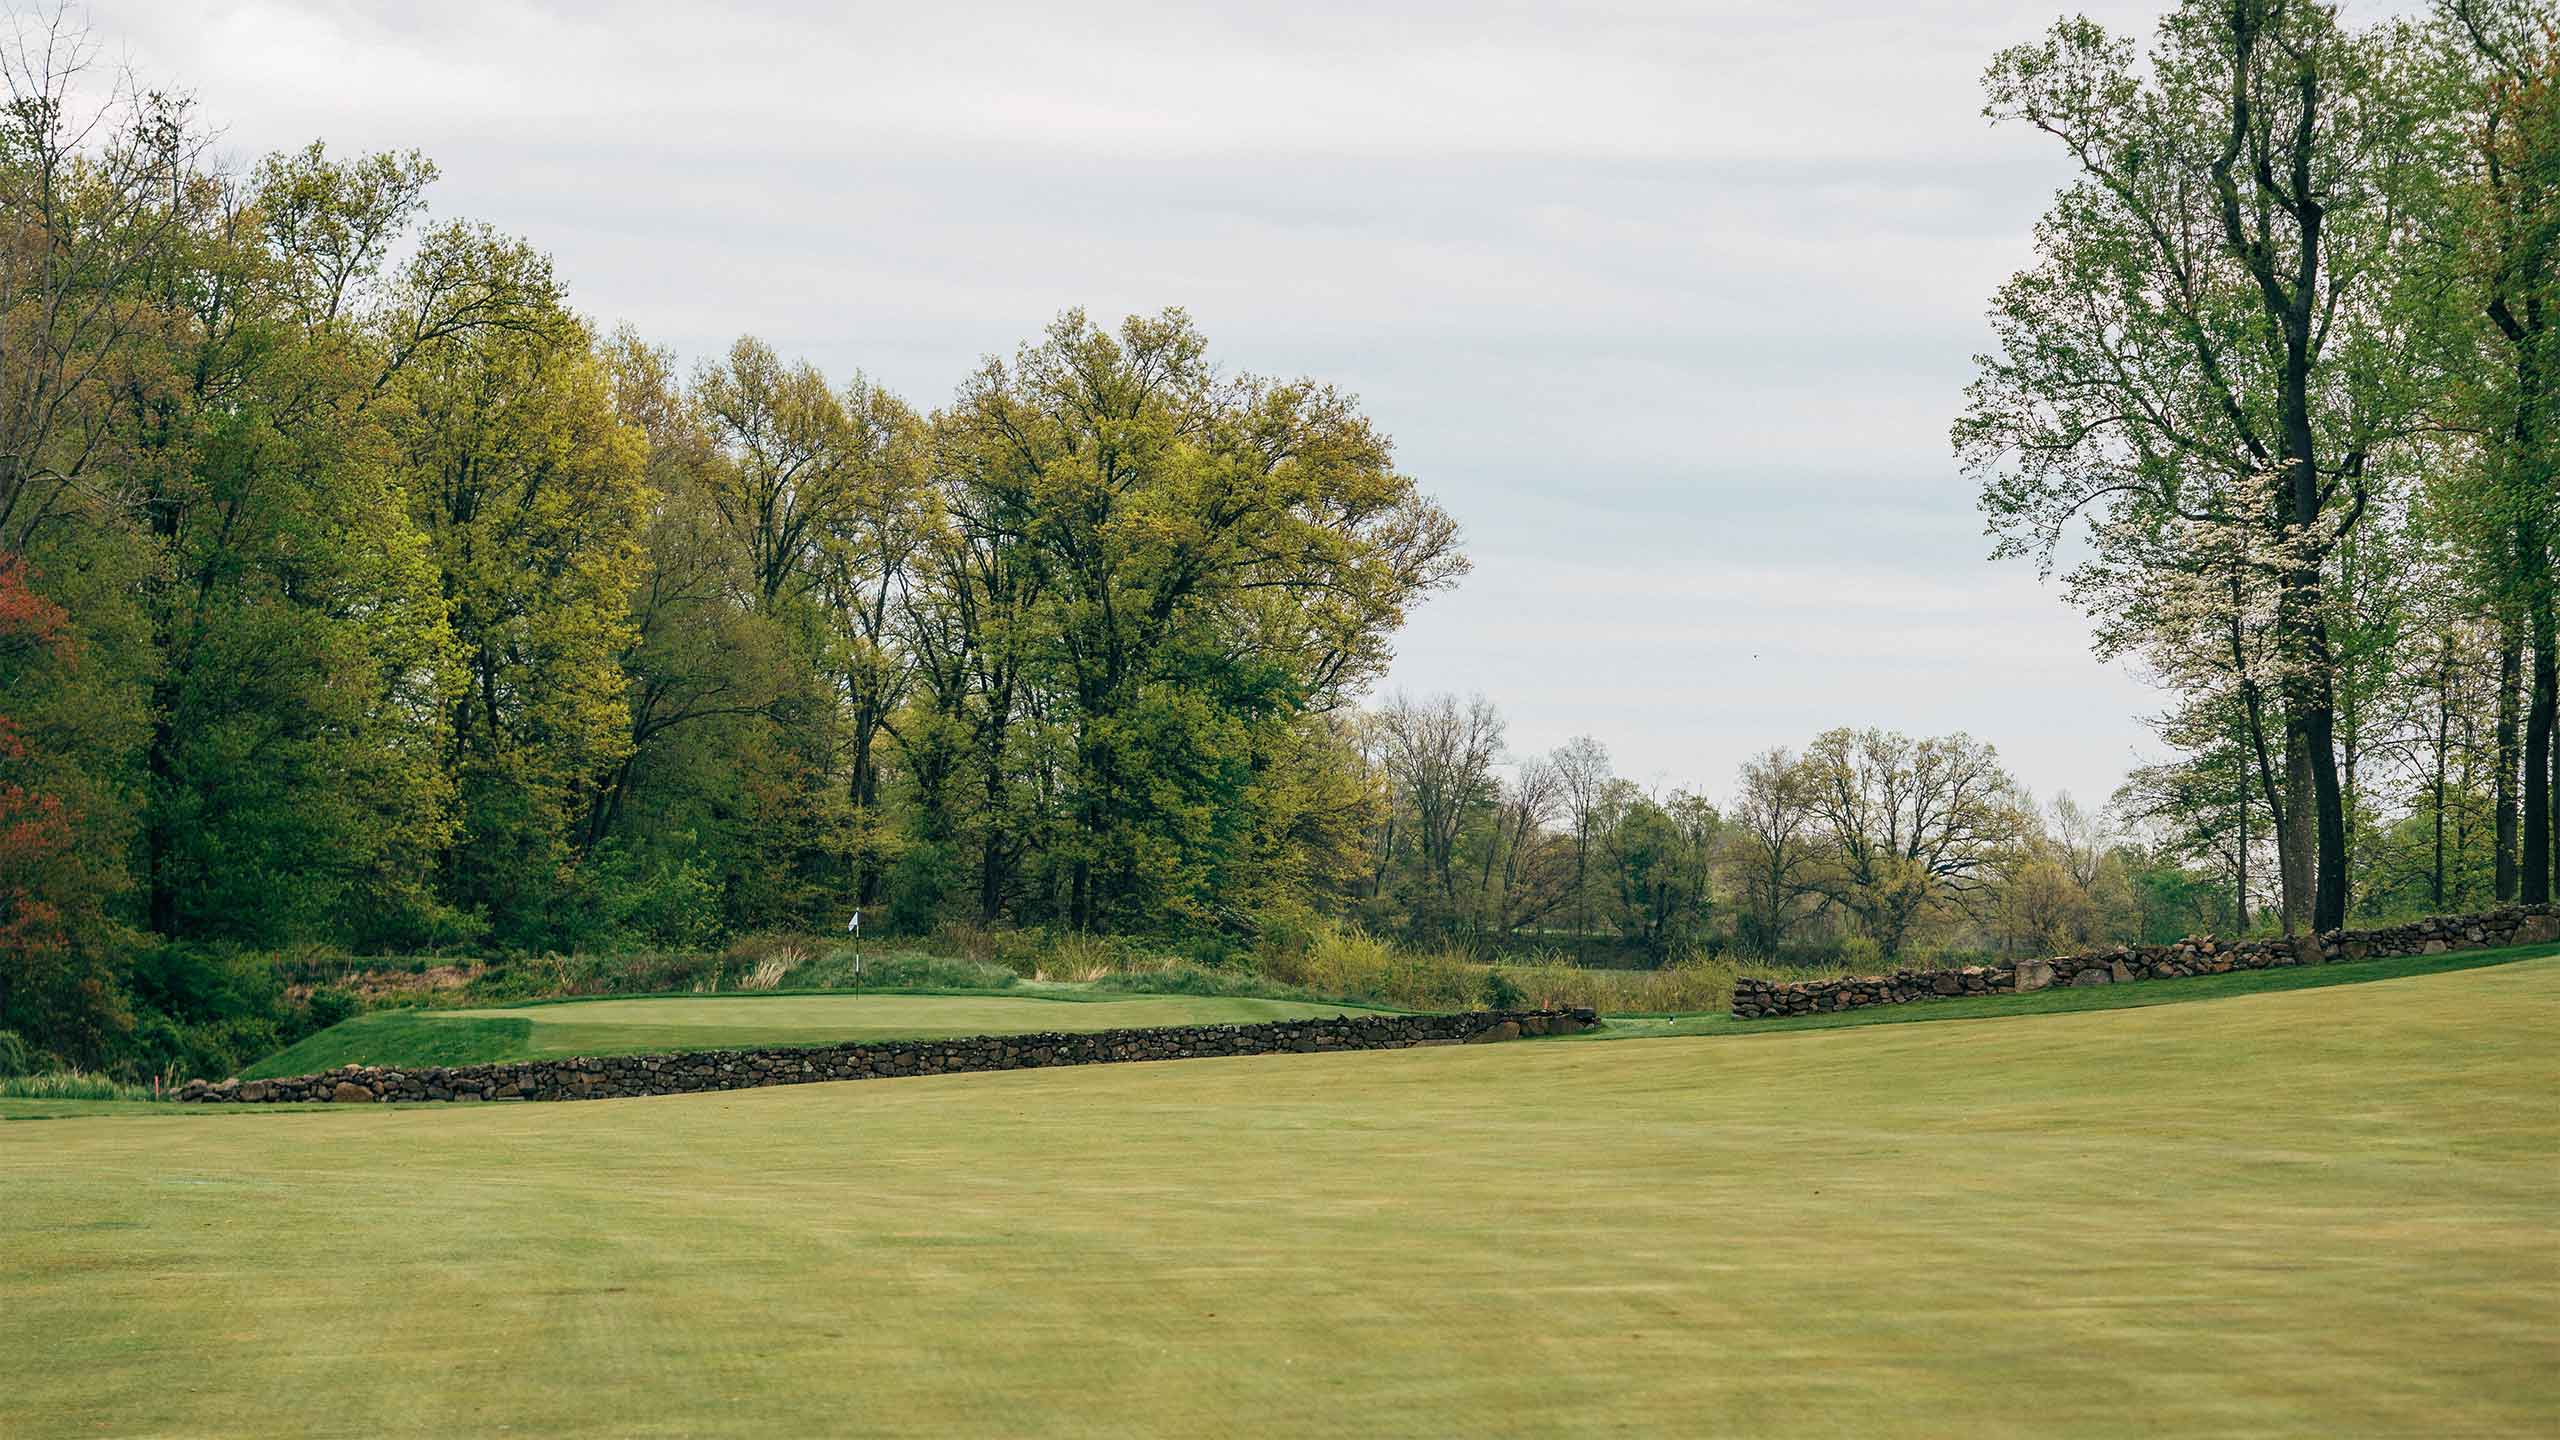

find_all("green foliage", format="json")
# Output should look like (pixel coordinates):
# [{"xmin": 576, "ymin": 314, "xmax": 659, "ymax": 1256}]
[
  {"xmin": 1087, "ymin": 963, "xmax": 1318, "ymax": 1002},
  {"xmin": 836, "ymin": 953, "xmax": 1018, "ymax": 992},
  {"xmin": 1834, "ymin": 936, "xmax": 1884, "ymax": 973},
  {"xmin": 567, "ymin": 842, "xmax": 728, "ymax": 952},
  {"xmin": 106, "ymin": 944, "xmax": 362, "ymax": 1083}
]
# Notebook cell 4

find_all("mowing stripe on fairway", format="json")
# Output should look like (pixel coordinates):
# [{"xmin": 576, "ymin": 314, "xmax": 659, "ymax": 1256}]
[{"xmin": 2, "ymin": 957, "xmax": 2552, "ymax": 1437}]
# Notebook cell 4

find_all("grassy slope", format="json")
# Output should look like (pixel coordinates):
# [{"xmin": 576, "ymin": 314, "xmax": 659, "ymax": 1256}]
[
  {"xmin": 243, "ymin": 992, "xmax": 1384, "ymax": 1078},
  {"xmin": 1589, "ymin": 939, "xmax": 2560, "ymax": 1039},
  {"xmin": 5, "ymin": 958, "xmax": 2554, "ymax": 1437}
]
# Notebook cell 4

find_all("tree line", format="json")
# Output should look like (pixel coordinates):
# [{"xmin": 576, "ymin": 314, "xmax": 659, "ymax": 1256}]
[
  {"xmin": 1958, "ymin": 0, "xmax": 2558, "ymax": 937},
  {"xmin": 0, "ymin": 2, "xmax": 2550, "ymax": 1076},
  {"xmin": 1348, "ymin": 695, "xmax": 2236, "ymax": 968},
  {"xmin": 0, "ymin": 15, "xmax": 1477, "ymax": 1066}
]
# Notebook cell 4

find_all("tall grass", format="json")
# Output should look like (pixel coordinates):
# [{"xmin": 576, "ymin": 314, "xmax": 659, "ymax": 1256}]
[
  {"xmin": 1252, "ymin": 924, "xmax": 1747, "ymax": 1014},
  {"xmin": 1, "ymin": 1071, "xmax": 158, "ymax": 1102},
  {"xmin": 257, "ymin": 921, "xmax": 1802, "ymax": 1035}
]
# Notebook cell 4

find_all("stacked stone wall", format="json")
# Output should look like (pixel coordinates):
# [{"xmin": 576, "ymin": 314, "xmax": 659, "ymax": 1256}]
[
  {"xmin": 1731, "ymin": 905, "xmax": 2560, "ymax": 1020},
  {"xmin": 177, "ymin": 1007, "xmax": 1599, "ymax": 1105}
]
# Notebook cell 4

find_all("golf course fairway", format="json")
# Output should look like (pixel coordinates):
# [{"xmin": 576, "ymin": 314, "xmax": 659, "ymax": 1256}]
[{"xmin": 5, "ymin": 956, "xmax": 2554, "ymax": 1437}]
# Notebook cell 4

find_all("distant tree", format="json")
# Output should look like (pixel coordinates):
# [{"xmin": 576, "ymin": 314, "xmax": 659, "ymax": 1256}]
[
  {"xmin": 2047, "ymin": 792, "xmax": 2113, "ymax": 893},
  {"xmin": 1597, "ymin": 785, "xmax": 1721, "ymax": 957},
  {"xmin": 1726, "ymin": 747, "xmax": 1822, "ymax": 954},
  {"xmin": 1551, "ymin": 735, "xmax": 1612, "ymax": 956},
  {"xmin": 1800, "ymin": 728, "xmax": 2031, "ymax": 959},
  {"xmin": 1480, "ymin": 755, "xmax": 1569, "ymax": 938},
  {"xmin": 1376, "ymin": 693, "xmax": 1504, "ymax": 929}
]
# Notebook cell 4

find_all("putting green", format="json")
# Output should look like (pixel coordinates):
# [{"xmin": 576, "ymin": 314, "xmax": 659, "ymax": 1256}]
[
  {"xmin": 5, "ymin": 959, "xmax": 2555, "ymax": 1436},
  {"xmin": 242, "ymin": 992, "xmax": 1387, "ymax": 1077}
]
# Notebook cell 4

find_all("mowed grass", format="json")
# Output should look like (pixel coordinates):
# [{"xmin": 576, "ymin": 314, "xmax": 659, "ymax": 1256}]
[
  {"xmin": 1588, "ymin": 939, "xmax": 2560, "ymax": 1039},
  {"xmin": 244, "ymin": 992, "xmax": 1388, "ymax": 1077},
  {"xmin": 6, "ymin": 961, "xmax": 2557, "ymax": 1438}
]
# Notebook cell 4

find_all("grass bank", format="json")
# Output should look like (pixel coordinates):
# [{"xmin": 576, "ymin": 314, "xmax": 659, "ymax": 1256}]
[
  {"xmin": 1583, "ymin": 939, "xmax": 2560, "ymax": 1039},
  {"xmin": 4, "ymin": 957, "xmax": 2552, "ymax": 1436},
  {"xmin": 242, "ymin": 992, "xmax": 1388, "ymax": 1077}
]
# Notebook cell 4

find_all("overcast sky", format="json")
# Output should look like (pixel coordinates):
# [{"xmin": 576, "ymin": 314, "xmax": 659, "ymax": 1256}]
[{"xmin": 90, "ymin": 0, "xmax": 2218, "ymax": 810}]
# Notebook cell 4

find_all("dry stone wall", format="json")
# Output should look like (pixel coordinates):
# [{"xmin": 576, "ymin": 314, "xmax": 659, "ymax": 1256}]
[
  {"xmin": 177, "ymin": 1007, "xmax": 1600, "ymax": 1105},
  {"xmin": 1731, "ymin": 904, "xmax": 2560, "ymax": 1020}
]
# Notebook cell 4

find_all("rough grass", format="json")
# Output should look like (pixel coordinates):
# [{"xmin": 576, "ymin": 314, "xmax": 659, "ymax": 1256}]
[
  {"xmin": 1255, "ymin": 924, "xmax": 1742, "ymax": 1013},
  {"xmin": 3, "ymin": 958, "xmax": 2553, "ymax": 1436},
  {"xmin": 240, "ymin": 992, "xmax": 1387, "ymax": 1077},
  {"xmin": 0, "ymin": 1071, "xmax": 156, "ymax": 1102},
  {"xmin": 274, "ymin": 928, "xmax": 1808, "ymax": 1031}
]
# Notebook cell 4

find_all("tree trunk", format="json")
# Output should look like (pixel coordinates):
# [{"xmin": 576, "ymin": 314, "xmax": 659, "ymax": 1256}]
[
  {"xmin": 977, "ymin": 728, "xmax": 1010, "ymax": 923},
  {"xmin": 2278, "ymin": 559, "xmax": 2348, "ymax": 933},
  {"xmin": 2234, "ymin": 743, "xmax": 2250, "ymax": 933},
  {"xmin": 2433, "ymin": 637, "xmax": 2452, "ymax": 911},
  {"xmin": 2527, "ymin": 602, "xmax": 2555, "ymax": 907},
  {"xmin": 847, "ymin": 715, "xmax": 880, "ymax": 908},
  {"xmin": 2276, "ymin": 714, "xmax": 2315, "ymax": 937},
  {"xmin": 2305, "ymin": 699, "xmax": 2348, "ymax": 933},
  {"xmin": 2498, "ymin": 624, "xmax": 2523, "ymax": 901},
  {"xmin": 144, "ymin": 495, "xmax": 184, "ymax": 938},
  {"xmin": 146, "ymin": 693, "xmax": 179, "ymax": 936}
]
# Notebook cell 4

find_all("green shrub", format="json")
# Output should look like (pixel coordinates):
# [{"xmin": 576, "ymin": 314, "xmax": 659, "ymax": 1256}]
[
  {"xmin": 0, "ymin": 1029, "xmax": 32, "ymax": 1077},
  {"xmin": 1090, "ymin": 963, "xmax": 1319, "ymax": 1002},
  {"xmin": 1480, "ymin": 968, "xmax": 1527, "ymax": 1011},
  {"xmin": 861, "ymin": 954, "xmax": 1018, "ymax": 991},
  {"xmin": 1170, "ymin": 932, "xmax": 1250, "ymax": 969},
  {"xmin": 1835, "ymin": 935, "xmax": 1884, "ymax": 973},
  {"xmin": 304, "ymin": 987, "xmax": 362, "ymax": 1032},
  {"xmin": 115, "ymin": 945, "xmax": 300, "ymax": 1081}
]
